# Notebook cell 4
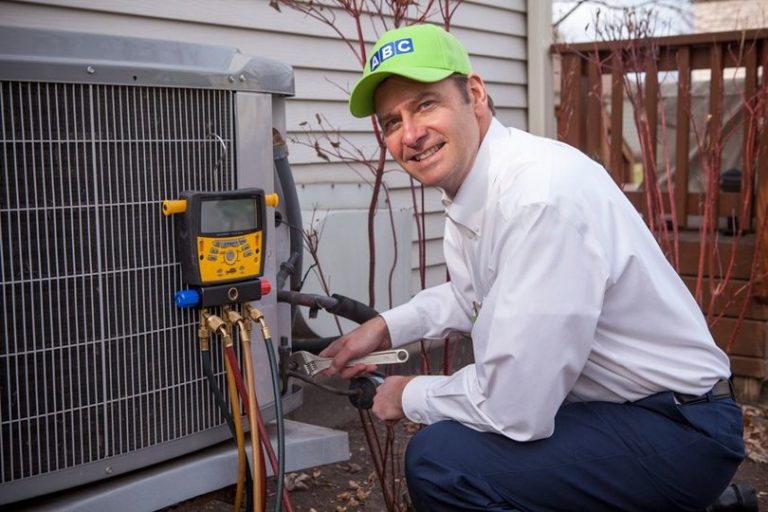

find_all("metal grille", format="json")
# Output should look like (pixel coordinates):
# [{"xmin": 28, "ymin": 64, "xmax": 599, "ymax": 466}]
[{"xmin": 0, "ymin": 82, "xmax": 235, "ymax": 484}]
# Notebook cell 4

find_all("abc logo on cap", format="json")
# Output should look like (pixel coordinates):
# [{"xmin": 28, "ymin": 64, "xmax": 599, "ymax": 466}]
[{"xmin": 369, "ymin": 38, "xmax": 414, "ymax": 71}]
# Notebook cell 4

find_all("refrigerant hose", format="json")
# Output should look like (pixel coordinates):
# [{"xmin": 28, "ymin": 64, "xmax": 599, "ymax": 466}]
[
  {"xmin": 239, "ymin": 353, "xmax": 294, "ymax": 512},
  {"xmin": 205, "ymin": 311, "xmax": 265, "ymax": 512},
  {"xmin": 200, "ymin": 349, "xmax": 253, "ymax": 512},
  {"xmin": 225, "ymin": 307, "xmax": 267, "ymax": 512},
  {"xmin": 198, "ymin": 309, "xmax": 263, "ymax": 512},
  {"xmin": 223, "ymin": 351, "xmax": 249, "ymax": 512},
  {"xmin": 223, "ymin": 321, "xmax": 294, "ymax": 512},
  {"xmin": 265, "ymin": 335, "xmax": 286, "ymax": 512},
  {"xmin": 223, "ymin": 343, "xmax": 266, "ymax": 511},
  {"xmin": 246, "ymin": 305, "xmax": 286, "ymax": 512}
]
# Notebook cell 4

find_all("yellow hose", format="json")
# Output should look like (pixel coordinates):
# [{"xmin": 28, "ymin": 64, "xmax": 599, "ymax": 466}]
[
  {"xmin": 240, "ymin": 322, "xmax": 265, "ymax": 512},
  {"xmin": 224, "ymin": 350, "xmax": 247, "ymax": 512}
]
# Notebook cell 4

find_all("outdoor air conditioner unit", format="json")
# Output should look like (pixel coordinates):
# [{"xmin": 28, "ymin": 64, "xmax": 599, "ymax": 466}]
[{"xmin": 0, "ymin": 26, "xmax": 347, "ymax": 510}]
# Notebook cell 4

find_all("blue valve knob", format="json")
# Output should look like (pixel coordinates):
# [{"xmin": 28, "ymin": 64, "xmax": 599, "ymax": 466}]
[{"xmin": 175, "ymin": 289, "xmax": 200, "ymax": 308}]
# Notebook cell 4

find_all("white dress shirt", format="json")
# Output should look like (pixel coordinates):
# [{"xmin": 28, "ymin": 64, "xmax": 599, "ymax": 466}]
[{"xmin": 381, "ymin": 119, "xmax": 731, "ymax": 441}]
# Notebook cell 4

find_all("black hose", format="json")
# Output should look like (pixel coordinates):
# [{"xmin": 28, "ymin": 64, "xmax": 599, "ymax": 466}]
[
  {"xmin": 201, "ymin": 350, "xmax": 236, "ymax": 433},
  {"xmin": 273, "ymin": 134, "xmax": 303, "ymax": 293},
  {"xmin": 326, "ymin": 293, "xmax": 379, "ymax": 324},
  {"xmin": 276, "ymin": 291, "xmax": 380, "ymax": 354},
  {"xmin": 276, "ymin": 290, "xmax": 379, "ymax": 325},
  {"xmin": 277, "ymin": 290, "xmax": 338, "ymax": 310},
  {"xmin": 264, "ymin": 336, "xmax": 285, "ymax": 512},
  {"xmin": 201, "ymin": 350, "xmax": 253, "ymax": 511},
  {"xmin": 286, "ymin": 369, "xmax": 358, "ymax": 397}
]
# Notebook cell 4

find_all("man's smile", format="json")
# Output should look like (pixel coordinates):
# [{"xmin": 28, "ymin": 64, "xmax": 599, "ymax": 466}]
[{"xmin": 411, "ymin": 142, "xmax": 445, "ymax": 162}]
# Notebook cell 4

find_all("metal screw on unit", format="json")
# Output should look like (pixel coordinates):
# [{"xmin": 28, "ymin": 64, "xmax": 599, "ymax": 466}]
[
  {"xmin": 228, "ymin": 75, "xmax": 235, "ymax": 83},
  {"xmin": 239, "ymin": 74, "xmax": 246, "ymax": 82},
  {"xmin": 104, "ymin": 466, "xmax": 113, "ymax": 475},
  {"xmin": 86, "ymin": 66, "xmax": 95, "ymax": 74},
  {"xmin": 228, "ymin": 287, "xmax": 239, "ymax": 301}
]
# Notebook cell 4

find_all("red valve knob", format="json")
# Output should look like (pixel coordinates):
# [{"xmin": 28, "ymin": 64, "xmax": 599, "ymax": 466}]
[{"xmin": 260, "ymin": 278, "xmax": 272, "ymax": 296}]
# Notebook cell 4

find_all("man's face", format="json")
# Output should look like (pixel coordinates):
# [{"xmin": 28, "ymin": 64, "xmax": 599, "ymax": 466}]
[{"xmin": 374, "ymin": 75, "xmax": 485, "ymax": 197}]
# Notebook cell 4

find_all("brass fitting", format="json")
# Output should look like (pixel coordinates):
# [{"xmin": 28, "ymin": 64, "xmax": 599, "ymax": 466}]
[
  {"xmin": 243, "ymin": 303, "xmax": 262, "ymax": 321},
  {"xmin": 203, "ymin": 310, "xmax": 233, "ymax": 347},
  {"xmin": 224, "ymin": 306, "xmax": 243, "ymax": 325},
  {"xmin": 224, "ymin": 306, "xmax": 251, "ymax": 341},
  {"xmin": 198, "ymin": 309, "xmax": 212, "ymax": 351},
  {"xmin": 245, "ymin": 304, "xmax": 271, "ymax": 340}
]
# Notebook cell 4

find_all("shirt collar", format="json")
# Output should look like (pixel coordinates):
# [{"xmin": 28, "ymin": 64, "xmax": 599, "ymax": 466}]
[{"xmin": 443, "ymin": 118, "xmax": 507, "ymax": 235}]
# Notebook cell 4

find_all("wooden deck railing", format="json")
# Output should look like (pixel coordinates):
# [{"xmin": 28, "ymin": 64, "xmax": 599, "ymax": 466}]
[{"xmin": 553, "ymin": 29, "xmax": 768, "ymax": 397}]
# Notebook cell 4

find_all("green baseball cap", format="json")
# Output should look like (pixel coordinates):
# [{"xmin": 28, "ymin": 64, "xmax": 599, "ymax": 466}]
[{"xmin": 348, "ymin": 24, "xmax": 472, "ymax": 118}]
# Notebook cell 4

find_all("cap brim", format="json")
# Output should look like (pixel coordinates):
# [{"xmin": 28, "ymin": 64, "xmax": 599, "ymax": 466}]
[{"xmin": 348, "ymin": 67, "xmax": 455, "ymax": 118}]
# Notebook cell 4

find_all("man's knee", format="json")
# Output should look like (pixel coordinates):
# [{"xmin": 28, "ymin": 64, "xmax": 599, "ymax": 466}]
[
  {"xmin": 404, "ymin": 421, "xmax": 456, "ymax": 505},
  {"xmin": 404, "ymin": 422, "xmax": 433, "ymax": 485},
  {"xmin": 405, "ymin": 420, "xmax": 456, "ymax": 476},
  {"xmin": 404, "ymin": 421, "xmax": 505, "ymax": 511}
]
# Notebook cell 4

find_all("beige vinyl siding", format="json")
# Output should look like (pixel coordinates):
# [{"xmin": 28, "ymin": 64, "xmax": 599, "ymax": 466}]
[{"xmin": 1, "ymin": 0, "xmax": 534, "ymax": 299}]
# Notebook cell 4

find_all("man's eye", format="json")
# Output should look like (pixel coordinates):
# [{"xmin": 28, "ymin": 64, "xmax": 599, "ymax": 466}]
[
  {"xmin": 418, "ymin": 100, "xmax": 435, "ymax": 111},
  {"xmin": 384, "ymin": 119, "xmax": 400, "ymax": 133}
]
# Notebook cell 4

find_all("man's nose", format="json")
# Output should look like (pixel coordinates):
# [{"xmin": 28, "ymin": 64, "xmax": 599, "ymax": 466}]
[{"xmin": 401, "ymin": 117, "xmax": 426, "ymax": 147}]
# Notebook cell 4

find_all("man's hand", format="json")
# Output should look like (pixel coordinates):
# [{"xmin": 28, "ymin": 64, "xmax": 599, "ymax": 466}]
[
  {"xmin": 320, "ymin": 315, "xmax": 392, "ymax": 379},
  {"xmin": 372, "ymin": 375, "xmax": 415, "ymax": 423}
]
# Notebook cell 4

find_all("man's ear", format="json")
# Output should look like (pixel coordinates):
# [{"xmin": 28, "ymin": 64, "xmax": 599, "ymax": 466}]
[{"xmin": 467, "ymin": 73, "xmax": 488, "ymax": 114}]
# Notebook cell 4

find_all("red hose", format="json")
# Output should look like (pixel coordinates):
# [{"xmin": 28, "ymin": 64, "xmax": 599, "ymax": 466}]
[
  {"xmin": 224, "ymin": 344, "xmax": 294, "ymax": 512},
  {"xmin": 253, "ymin": 396, "xmax": 295, "ymax": 512},
  {"xmin": 224, "ymin": 345, "xmax": 266, "ymax": 510},
  {"xmin": 225, "ymin": 346, "xmax": 250, "ymax": 406}
]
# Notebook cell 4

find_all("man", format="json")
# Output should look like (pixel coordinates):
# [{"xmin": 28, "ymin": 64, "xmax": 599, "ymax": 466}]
[{"xmin": 321, "ymin": 24, "xmax": 745, "ymax": 511}]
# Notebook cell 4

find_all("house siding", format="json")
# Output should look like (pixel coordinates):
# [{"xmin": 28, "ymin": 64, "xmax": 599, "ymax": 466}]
[{"xmin": 0, "ymin": 0, "xmax": 534, "ymax": 299}]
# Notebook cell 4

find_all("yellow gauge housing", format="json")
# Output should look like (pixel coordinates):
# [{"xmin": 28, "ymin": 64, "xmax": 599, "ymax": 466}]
[
  {"xmin": 197, "ymin": 231, "xmax": 263, "ymax": 283},
  {"xmin": 167, "ymin": 189, "xmax": 270, "ymax": 286}
]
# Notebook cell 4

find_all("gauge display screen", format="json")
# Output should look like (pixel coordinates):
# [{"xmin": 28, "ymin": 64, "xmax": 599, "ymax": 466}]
[{"xmin": 200, "ymin": 198, "xmax": 258, "ymax": 234}]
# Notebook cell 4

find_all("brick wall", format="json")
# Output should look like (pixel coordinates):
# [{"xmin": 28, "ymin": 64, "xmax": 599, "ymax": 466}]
[{"xmin": 694, "ymin": 0, "xmax": 768, "ymax": 31}]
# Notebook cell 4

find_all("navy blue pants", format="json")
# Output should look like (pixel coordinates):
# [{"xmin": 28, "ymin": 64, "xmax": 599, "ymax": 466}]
[{"xmin": 405, "ymin": 392, "xmax": 744, "ymax": 511}]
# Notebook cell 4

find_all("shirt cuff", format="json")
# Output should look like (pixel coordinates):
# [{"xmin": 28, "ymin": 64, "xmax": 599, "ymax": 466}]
[
  {"xmin": 380, "ymin": 302, "xmax": 426, "ymax": 347},
  {"xmin": 402, "ymin": 375, "xmax": 448, "ymax": 425}
]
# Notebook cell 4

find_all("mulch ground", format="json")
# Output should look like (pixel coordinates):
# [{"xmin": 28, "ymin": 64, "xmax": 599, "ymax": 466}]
[{"xmin": 166, "ymin": 404, "xmax": 768, "ymax": 511}]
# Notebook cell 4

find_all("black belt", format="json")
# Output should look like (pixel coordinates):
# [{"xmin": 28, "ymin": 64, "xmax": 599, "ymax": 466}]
[{"xmin": 674, "ymin": 378, "xmax": 735, "ymax": 405}]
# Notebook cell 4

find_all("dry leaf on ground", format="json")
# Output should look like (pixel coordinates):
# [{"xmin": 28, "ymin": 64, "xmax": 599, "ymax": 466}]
[
  {"xmin": 743, "ymin": 404, "xmax": 768, "ymax": 464},
  {"xmin": 284, "ymin": 472, "xmax": 312, "ymax": 492}
]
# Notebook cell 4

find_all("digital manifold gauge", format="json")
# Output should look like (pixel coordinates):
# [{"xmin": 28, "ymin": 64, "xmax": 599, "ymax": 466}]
[{"xmin": 163, "ymin": 188, "xmax": 278, "ymax": 308}]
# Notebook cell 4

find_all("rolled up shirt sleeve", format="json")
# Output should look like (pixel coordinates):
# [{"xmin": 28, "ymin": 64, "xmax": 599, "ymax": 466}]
[{"xmin": 401, "ymin": 203, "xmax": 609, "ymax": 441}]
